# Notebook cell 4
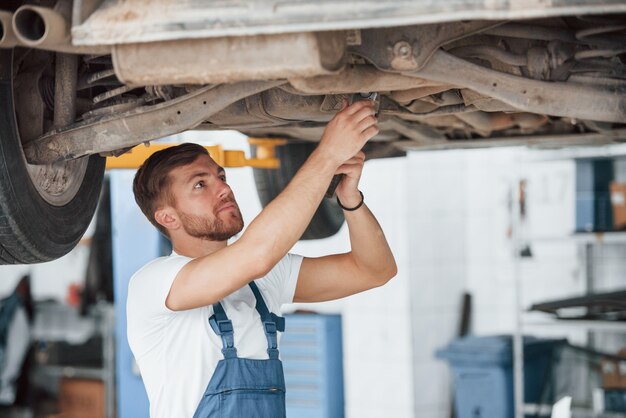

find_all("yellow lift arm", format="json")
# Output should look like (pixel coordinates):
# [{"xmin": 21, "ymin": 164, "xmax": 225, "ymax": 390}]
[{"xmin": 105, "ymin": 138, "xmax": 287, "ymax": 170}]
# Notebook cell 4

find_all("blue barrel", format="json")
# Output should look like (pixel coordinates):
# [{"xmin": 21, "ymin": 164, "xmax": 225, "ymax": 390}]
[{"xmin": 436, "ymin": 335, "xmax": 564, "ymax": 418}]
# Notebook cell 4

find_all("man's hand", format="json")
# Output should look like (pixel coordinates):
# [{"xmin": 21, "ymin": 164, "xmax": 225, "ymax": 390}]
[
  {"xmin": 316, "ymin": 100, "xmax": 378, "ymax": 168},
  {"xmin": 335, "ymin": 152, "xmax": 365, "ymax": 208}
]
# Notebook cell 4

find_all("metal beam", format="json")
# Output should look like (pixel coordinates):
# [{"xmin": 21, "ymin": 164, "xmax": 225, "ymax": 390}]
[
  {"xmin": 406, "ymin": 50, "xmax": 626, "ymax": 123},
  {"xmin": 24, "ymin": 80, "xmax": 284, "ymax": 164},
  {"xmin": 72, "ymin": 0, "xmax": 626, "ymax": 46},
  {"xmin": 397, "ymin": 129, "xmax": 626, "ymax": 152}
]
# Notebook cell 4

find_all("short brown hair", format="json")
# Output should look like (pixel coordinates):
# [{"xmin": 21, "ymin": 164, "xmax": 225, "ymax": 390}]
[{"xmin": 132, "ymin": 143, "xmax": 209, "ymax": 237}]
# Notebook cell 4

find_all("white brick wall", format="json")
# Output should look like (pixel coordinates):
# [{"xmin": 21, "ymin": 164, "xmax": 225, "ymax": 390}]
[{"xmin": 406, "ymin": 146, "xmax": 626, "ymax": 416}]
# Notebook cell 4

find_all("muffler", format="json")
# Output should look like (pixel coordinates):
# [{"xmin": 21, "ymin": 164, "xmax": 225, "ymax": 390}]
[
  {"xmin": 0, "ymin": 11, "xmax": 18, "ymax": 48},
  {"xmin": 113, "ymin": 31, "xmax": 347, "ymax": 86},
  {"xmin": 12, "ymin": 4, "xmax": 109, "ymax": 54},
  {"xmin": 13, "ymin": 5, "xmax": 69, "ymax": 48}
]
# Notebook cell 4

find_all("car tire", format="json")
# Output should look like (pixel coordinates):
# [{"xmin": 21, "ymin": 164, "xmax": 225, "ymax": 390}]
[
  {"xmin": 0, "ymin": 49, "xmax": 105, "ymax": 264},
  {"xmin": 252, "ymin": 142, "xmax": 345, "ymax": 240}
]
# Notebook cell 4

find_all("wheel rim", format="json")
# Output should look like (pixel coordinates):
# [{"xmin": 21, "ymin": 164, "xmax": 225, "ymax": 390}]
[
  {"xmin": 25, "ymin": 157, "xmax": 89, "ymax": 206},
  {"xmin": 13, "ymin": 49, "xmax": 90, "ymax": 207}
]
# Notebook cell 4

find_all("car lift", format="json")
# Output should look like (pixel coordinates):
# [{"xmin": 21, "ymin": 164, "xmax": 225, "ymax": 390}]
[{"xmin": 105, "ymin": 138, "xmax": 287, "ymax": 170}]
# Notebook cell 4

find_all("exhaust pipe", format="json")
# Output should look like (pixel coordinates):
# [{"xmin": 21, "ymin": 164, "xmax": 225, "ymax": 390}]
[
  {"xmin": 12, "ymin": 4, "xmax": 109, "ymax": 54},
  {"xmin": 13, "ymin": 5, "xmax": 69, "ymax": 48},
  {"xmin": 0, "ymin": 11, "xmax": 18, "ymax": 48}
]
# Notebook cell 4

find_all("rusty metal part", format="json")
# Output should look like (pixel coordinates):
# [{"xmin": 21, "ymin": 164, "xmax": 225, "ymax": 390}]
[
  {"xmin": 71, "ymin": 0, "xmax": 626, "ymax": 46},
  {"xmin": 0, "ymin": 11, "xmax": 18, "ymax": 48},
  {"xmin": 80, "ymin": 55, "xmax": 146, "ymax": 118},
  {"xmin": 391, "ymin": 104, "xmax": 478, "ymax": 120},
  {"xmin": 576, "ymin": 25, "xmax": 626, "ymax": 46},
  {"xmin": 509, "ymin": 42, "xmax": 577, "ymax": 81},
  {"xmin": 407, "ymin": 50, "xmax": 626, "ymax": 123},
  {"xmin": 397, "ymin": 129, "xmax": 626, "ymax": 152},
  {"xmin": 402, "ymin": 100, "xmax": 439, "ymax": 114},
  {"xmin": 287, "ymin": 65, "xmax": 446, "ymax": 95},
  {"xmin": 349, "ymin": 20, "xmax": 505, "ymax": 72},
  {"xmin": 569, "ymin": 75, "xmax": 626, "ymax": 87},
  {"xmin": 53, "ymin": 53, "xmax": 78, "ymax": 129},
  {"xmin": 575, "ymin": 48, "xmax": 626, "ymax": 60},
  {"xmin": 455, "ymin": 111, "xmax": 548, "ymax": 136},
  {"xmin": 460, "ymin": 89, "xmax": 518, "ymax": 112},
  {"xmin": 390, "ymin": 86, "xmax": 453, "ymax": 104},
  {"xmin": 399, "ymin": 89, "xmax": 465, "ymax": 114},
  {"xmin": 512, "ymin": 113, "xmax": 550, "ymax": 130},
  {"xmin": 383, "ymin": 118, "xmax": 445, "ymax": 145},
  {"xmin": 12, "ymin": 3, "xmax": 109, "ymax": 54},
  {"xmin": 86, "ymin": 68, "xmax": 115, "ymax": 85},
  {"xmin": 14, "ymin": 69, "xmax": 46, "ymax": 144},
  {"xmin": 81, "ymin": 99, "xmax": 144, "ymax": 119},
  {"xmin": 92, "ymin": 85, "xmax": 134, "ymax": 105},
  {"xmin": 208, "ymin": 89, "xmax": 324, "ymax": 129},
  {"xmin": 423, "ymin": 90, "xmax": 464, "ymax": 107},
  {"xmin": 526, "ymin": 47, "xmax": 552, "ymax": 80},
  {"xmin": 448, "ymin": 45, "xmax": 527, "ymax": 66},
  {"xmin": 24, "ymin": 80, "xmax": 285, "ymax": 164},
  {"xmin": 112, "ymin": 32, "xmax": 346, "ymax": 86},
  {"xmin": 233, "ymin": 120, "xmax": 401, "ymax": 143},
  {"xmin": 483, "ymin": 23, "xmax": 581, "ymax": 44}
]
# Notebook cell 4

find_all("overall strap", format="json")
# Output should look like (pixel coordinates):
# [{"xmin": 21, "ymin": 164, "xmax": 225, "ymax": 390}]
[
  {"xmin": 208, "ymin": 302, "xmax": 237, "ymax": 359},
  {"xmin": 248, "ymin": 281, "xmax": 285, "ymax": 360}
]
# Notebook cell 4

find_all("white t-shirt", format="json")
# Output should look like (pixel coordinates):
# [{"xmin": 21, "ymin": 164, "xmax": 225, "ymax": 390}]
[{"xmin": 127, "ymin": 252, "xmax": 303, "ymax": 418}]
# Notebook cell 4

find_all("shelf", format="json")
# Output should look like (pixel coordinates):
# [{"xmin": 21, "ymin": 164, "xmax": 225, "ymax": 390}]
[
  {"xmin": 35, "ymin": 365, "xmax": 107, "ymax": 380},
  {"xmin": 572, "ymin": 408, "xmax": 626, "ymax": 418},
  {"xmin": 525, "ymin": 404, "xmax": 626, "ymax": 417},
  {"xmin": 527, "ymin": 231, "xmax": 626, "ymax": 244},
  {"xmin": 573, "ymin": 232, "xmax": 626, "ymax": 245},
  {"xmin": 524, "ymin": 143, "xmax": 626, "ymax": 162},
  {"xmin": 522, "ymin": 318, "xmax": 626, "ymax": 333}
]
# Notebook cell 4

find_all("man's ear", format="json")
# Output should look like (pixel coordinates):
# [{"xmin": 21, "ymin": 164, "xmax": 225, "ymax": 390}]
[{"xmin": 154, "ymin": 207, "xmax": 179, "ymax": 232}]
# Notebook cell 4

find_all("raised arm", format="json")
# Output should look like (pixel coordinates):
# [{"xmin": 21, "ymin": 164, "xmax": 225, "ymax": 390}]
[
  {"xmin": 166, "ymin": 100, "xmax": 379, "ymax": 310},
  {"xmin": 294, "ymin": 151, "xmax": 397, "ymax": 303}
]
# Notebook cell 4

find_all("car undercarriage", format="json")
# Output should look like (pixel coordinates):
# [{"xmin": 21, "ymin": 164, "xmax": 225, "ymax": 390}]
[{"xmin": 1, "ymin": 0, "xmax": 626, "ymax": 263}]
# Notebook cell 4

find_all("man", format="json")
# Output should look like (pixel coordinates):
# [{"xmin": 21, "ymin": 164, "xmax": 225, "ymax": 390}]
[{"xmin": 127, "ymin": 99, "xmax": 397, "ymax": 418}]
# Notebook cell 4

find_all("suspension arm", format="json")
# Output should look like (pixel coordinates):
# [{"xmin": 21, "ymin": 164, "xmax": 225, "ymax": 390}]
[
  {"xmin": 407, "ymin": 50, "xmax": 626, "ymax": 123},
  {"xmin": 25, "ymin": 80, "xmax": 284, "ymax": 164}
]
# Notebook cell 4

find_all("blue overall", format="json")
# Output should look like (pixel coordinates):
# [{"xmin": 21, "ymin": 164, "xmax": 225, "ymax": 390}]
[{"xmin": 192, "ymin": 281, "xmax": 287, "ymax": 418}]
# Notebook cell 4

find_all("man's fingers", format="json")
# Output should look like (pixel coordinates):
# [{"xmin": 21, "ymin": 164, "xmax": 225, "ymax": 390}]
[
  {"xmin": 350, "ymin": 105, "xmax": 376, "ymax": 124},
  {"xmin": 342, "ymin": 153, "xmax": 366, "ymax": 165},
  {"xmin": 360, "ymin": 125, "xmax": 380, "ymax": 142},
  {"xmin": 335, "ymin": 162, "xmax": 363, "ymax": 175},
  {"xmin": 357, "ymin": 115, "xmax": 378, "ymax": 133},
  {"xmin": 344, "ymin": 99, "xmax": 375, "ymax": 116},
  {"xmin": 336, "ymin": 153, "xmax": 366, "ymax": 173}
]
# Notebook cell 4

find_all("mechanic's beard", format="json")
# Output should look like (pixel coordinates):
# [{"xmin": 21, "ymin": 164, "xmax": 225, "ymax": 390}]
[{"xmin": 179, "ymin": 208, "xmax": 244, "ymax": 242}]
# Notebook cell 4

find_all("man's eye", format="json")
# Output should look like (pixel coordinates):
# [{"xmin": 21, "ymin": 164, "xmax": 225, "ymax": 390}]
[
  {"xmin": 194, "ymin": 181, "xmax": 204, "ymax": 189},
  {"xmin": 219, "ymin": 176, "xmax": 227, "ymax": 182}
]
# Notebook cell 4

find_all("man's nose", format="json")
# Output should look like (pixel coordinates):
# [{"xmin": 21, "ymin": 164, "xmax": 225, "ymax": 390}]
[{"xmin": 216, "ymin": 179, "xmax": 231, "ymax": 199}]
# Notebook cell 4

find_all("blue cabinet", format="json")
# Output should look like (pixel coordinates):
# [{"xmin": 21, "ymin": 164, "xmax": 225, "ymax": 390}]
[
  {"xmin": 110, "ymin": 171, "xmax": 157, "ymax": 418},
  {"xmin": 281, "ymin": 314, "xmax": 344, "ymax": 418},
  {"xmin": 575, "ymin": 159, "xmax": 615, "ymax": 232}
]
